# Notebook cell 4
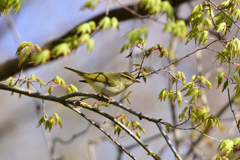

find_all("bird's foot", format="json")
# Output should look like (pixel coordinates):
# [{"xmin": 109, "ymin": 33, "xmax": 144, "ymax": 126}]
[{"xmin": 101, "ymin": 93, "xmax": 114, "ymax": 103}]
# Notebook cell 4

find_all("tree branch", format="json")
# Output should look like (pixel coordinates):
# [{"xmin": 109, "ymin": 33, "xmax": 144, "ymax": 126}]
[
  {"xmin": 0, "ymin": 83, "xmax": 160, "ymax": 159},
  {"xmin": 0, "ymin": 0, "xmax": 190, "ymax": 81}
]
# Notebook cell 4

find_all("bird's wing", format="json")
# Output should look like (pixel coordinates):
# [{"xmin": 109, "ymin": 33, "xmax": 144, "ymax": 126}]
[{"xmin": 82, "ymin": 72, "xmax": 118, "ymax": 87}]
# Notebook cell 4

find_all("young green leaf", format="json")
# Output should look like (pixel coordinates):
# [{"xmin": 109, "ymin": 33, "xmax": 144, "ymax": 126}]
[
  {"xmin": 48, "ymin": 86, "xmax": 53, "ymax": 95},
  {"xmin": 37, "ymin": 116, "xmax": 46, "ymax": 128},
  {"xmin": 66, "ymin": 87, "xmax": 72, "ymax": 94},
  {"xmin": 203, "ymin": 18, "xmax": 212, "ymax": 29},
  {"xmin": 234, "ymin": 9, "xmax": 240, "ymax": 21},
  {"xmin": 86, "ymin": 38, "xmax": 94, "ymax": 51},
  {"xmin": 135, "ymin": 130, "xmax": 141, "ymax": 139},
  {"xmin": 120, "ymin": 43, "xmax": 130, "ymax": 54},
  {"xmin": 216, "ymin": 72, "xmax": 225, "ymax": 89},
  {"xmin": 98, "ymin": 17, "xmax": 111, "ymax": 30},
  {"xmin": 54, "ymin": 113, "xmax": 62, "ymax": 128},
  {"xmin": 126, "ymin": 121, "xmax": 131, "ymax": 128},
  {"xmin": 52, "ymin": 43, "xmax": 71, "ymax": 57},
  {"xmin": 165, "ymin": 123, "xmax": 170, "ymax": 132},
  {"xmin": 31, "ymin": 50, "xmax": 50, "ymax": 65},
  {"xmin": 111, "ymin": 17, "xmax": 119, "ymax": 29},
  {"xmin": 70, "ymin": 84, "xmax": 78, "ymax": 92},
  {"xmin": 27, "ymin": 82, "xmax": 31, "ymax": 89},
  {"xmin": 233, "ymin": 75, "xmax": 240, "ymax": 84},
  {"xmin": 75, "ymin": 22, "xmax": 92, "ymax": 34},
  {"xmin": 222, "ymin": 80, "xmax": 228, "ymax": 92},
  {"xmin": 205, "ymin": 79, "xmax": 213, "ymax": 90},
  {"xmin": 161, "ymin": 1, "xmax": 174, "ymax": 20},
  {"xmin": 120, "ymin": 117, "xmax": 125, "ymax": 125}
]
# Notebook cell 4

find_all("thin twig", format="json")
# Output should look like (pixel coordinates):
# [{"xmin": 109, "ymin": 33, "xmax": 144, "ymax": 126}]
[
  {"xmin": 0, "ymin": 83, "xmax": 176, "ymax": 160},
  {"xmin": 62, "ymin": 103, "xmax": 151, "ymax": 160},
  {"xmin": 207, "ymin": 0, "xmax": 240, "ymax": 29},
  {"xmin": 116, "ymin": 0, "xmax": 149, "ymax": 19},
  {"xmin": 183, "ymin": 95, "xmax": 236, "ymax": 159},
  {"xmin": 139, "ymin": 39, "xmax": 219, "ymax": 78},
  {"xmin": 4, "ymin": 14, "xmax": 22, "ymax": 45},
  {"xmin": 53, "ymin": 123, "xmax": 91, "ymax": 145},
  {"xmin": 227, "ymin": 88, "xmax": 240, "ymax": 132},
  {"xmin": 105, "ymin": 0, "xmax": 110, "ymax": 16},
  {"xmin": 36, "ymin": 105, "xmax": 56, "ymax": 160},
  {"xmin": 226, "ymin": 36, "xmax": 240, "ymax": 132}
]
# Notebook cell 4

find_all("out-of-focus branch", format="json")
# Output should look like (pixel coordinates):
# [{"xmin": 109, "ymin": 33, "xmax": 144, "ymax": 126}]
[
  {"xmin": 4, "ymin": 14, "xmax": 22, "ymax": 45},
  {"xmin": 167, "ymin": 35, "xmax": 180, "ymax": 152},
  {"xmin": 0, "ymin": 0, "xmax": 189, "ymax": 81},
  {"xmin": 53, "ymin": 123, "xmax": 91, "ymax": 145}
]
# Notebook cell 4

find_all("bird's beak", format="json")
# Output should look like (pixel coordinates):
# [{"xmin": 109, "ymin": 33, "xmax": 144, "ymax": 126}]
[{"xmin": 134, "ymin": 80, "xmax": 141, "ymax": 83}]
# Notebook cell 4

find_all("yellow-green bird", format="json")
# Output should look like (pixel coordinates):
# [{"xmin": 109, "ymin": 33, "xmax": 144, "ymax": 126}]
[{"xmin": 64, "ymin": 67, "xmax": 140, "ymax": 98}]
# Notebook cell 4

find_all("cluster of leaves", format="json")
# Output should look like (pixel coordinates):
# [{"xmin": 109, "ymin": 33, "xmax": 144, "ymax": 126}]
[
  {"xmin": 81, "ymin": 0, "xmax": 98, "ymax": 10},
  {"xmin": 48, "ymin": 76, "xmax": 79, "ymax": 95},
  {"xmin": 16, "ymin": 18, "xmax": 119, "ymax": 66},
  {"xmin": 216, "ymin": 68, "xmax": 240, "ymax": 99},
  {"xmin": 186, "ymin": 1, "xmax": 240, "ymax": 46},
  {"xmin": 0, "ymin": 0, "xmax": 22, "ymax": 15},
  {"xmin": 163, "ymin": 20, "xmax": 188, "ymax": 41},
  {"xmin": 139, "ymin": 0, "xmax": 174, "ymax": 20},
  {"xmin": 5, "ymin": 74, "xmax": 79, "ymax": 100},
  {"xmin": 5, "ymin": 74, "xmax": 45, "ymax": 100},
  {"xmin": 217, "ymin": 137, "xmax": 240, "ymax": 158},
  {"xmin": 37, "ymin": 113, "xmax": 62, "ymax": 132},
  {"xmin": 180, "ymin": 75, "xmax": 212, "ymax": 102},
  {"xmin": 52, "ymin": 20, "xmax": 96, "ymax": 56},
  {"xmin": 159, "ymin": 72, "xmax": 212, "ymax": 108},
  {"xmin": 15, "ymin": 42, "xmax": 42, "ymax": 66},
  {"xmin": 5, "ymin": 76, "xmax": 22, "ymax": 99},
  {"xmin": 114, "ymin": 114, "xmax": 146, "ymax": 139},
  {"xmin": 215, "ymin": 38, "xmax": 240, "ymax": 65},
  {"xmin": 178, "ymin": 105, "xmax": 219, "ymax": 128},
  {"xmin": 121, "ymin": 26, "xmax": 148, "ymax": 51},
  {"xmin": 216, "ymin": 67, "xmax": 240, "ymax": 94},
  {"xmin": 218, "ymin": 0, "xmax": 240, "ymax": 16},
  {"xmin": 98, "ymin": 17, "xmax": 119, "ymax": 30},
  {"xmin": 159, "ymin": 89, "xmax": 182, "ymax": 107},
  {"xmin": 186, "ymin": 3, "xmax": 210, "ymax": 46}
]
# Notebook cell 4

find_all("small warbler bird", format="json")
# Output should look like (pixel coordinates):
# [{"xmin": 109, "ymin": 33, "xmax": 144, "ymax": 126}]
[{"xmin": 64, "ymin": 67, "xmax": 140, "ymax": 99}]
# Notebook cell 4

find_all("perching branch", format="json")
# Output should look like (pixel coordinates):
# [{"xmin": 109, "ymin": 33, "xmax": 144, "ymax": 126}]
[
  {"xmin": 0, "ymin": 83, "xmax": 182, "ymax": 159},
  {"xmin": 62, "ymin": 103, "xmax": 137, "ymax": 160},
  {"xmin": 0, "ymin": 83, "xmax": 161, "ymax": 159}
]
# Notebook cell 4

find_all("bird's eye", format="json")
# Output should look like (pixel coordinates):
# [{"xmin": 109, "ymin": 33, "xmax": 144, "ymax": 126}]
[{"xmin": 126, "ymin": 77, "xmax": 131, "ymax": 80}]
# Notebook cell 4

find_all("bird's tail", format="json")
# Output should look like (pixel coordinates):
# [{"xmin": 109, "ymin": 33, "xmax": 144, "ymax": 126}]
[{"xmin": 64, "ymin": 67, "xmax": 87, "ymax": 76}]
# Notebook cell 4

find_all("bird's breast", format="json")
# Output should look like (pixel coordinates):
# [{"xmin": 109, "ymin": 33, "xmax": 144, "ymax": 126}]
[{"xmin": 92, "ymin": 82, "xmax": 125, "ymax": 97}]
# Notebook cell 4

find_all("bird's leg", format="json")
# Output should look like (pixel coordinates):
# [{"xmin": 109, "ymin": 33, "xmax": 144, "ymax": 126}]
[{"xmin": 101, "ymin": 93, "xmax": 114, "ymax": 103}]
